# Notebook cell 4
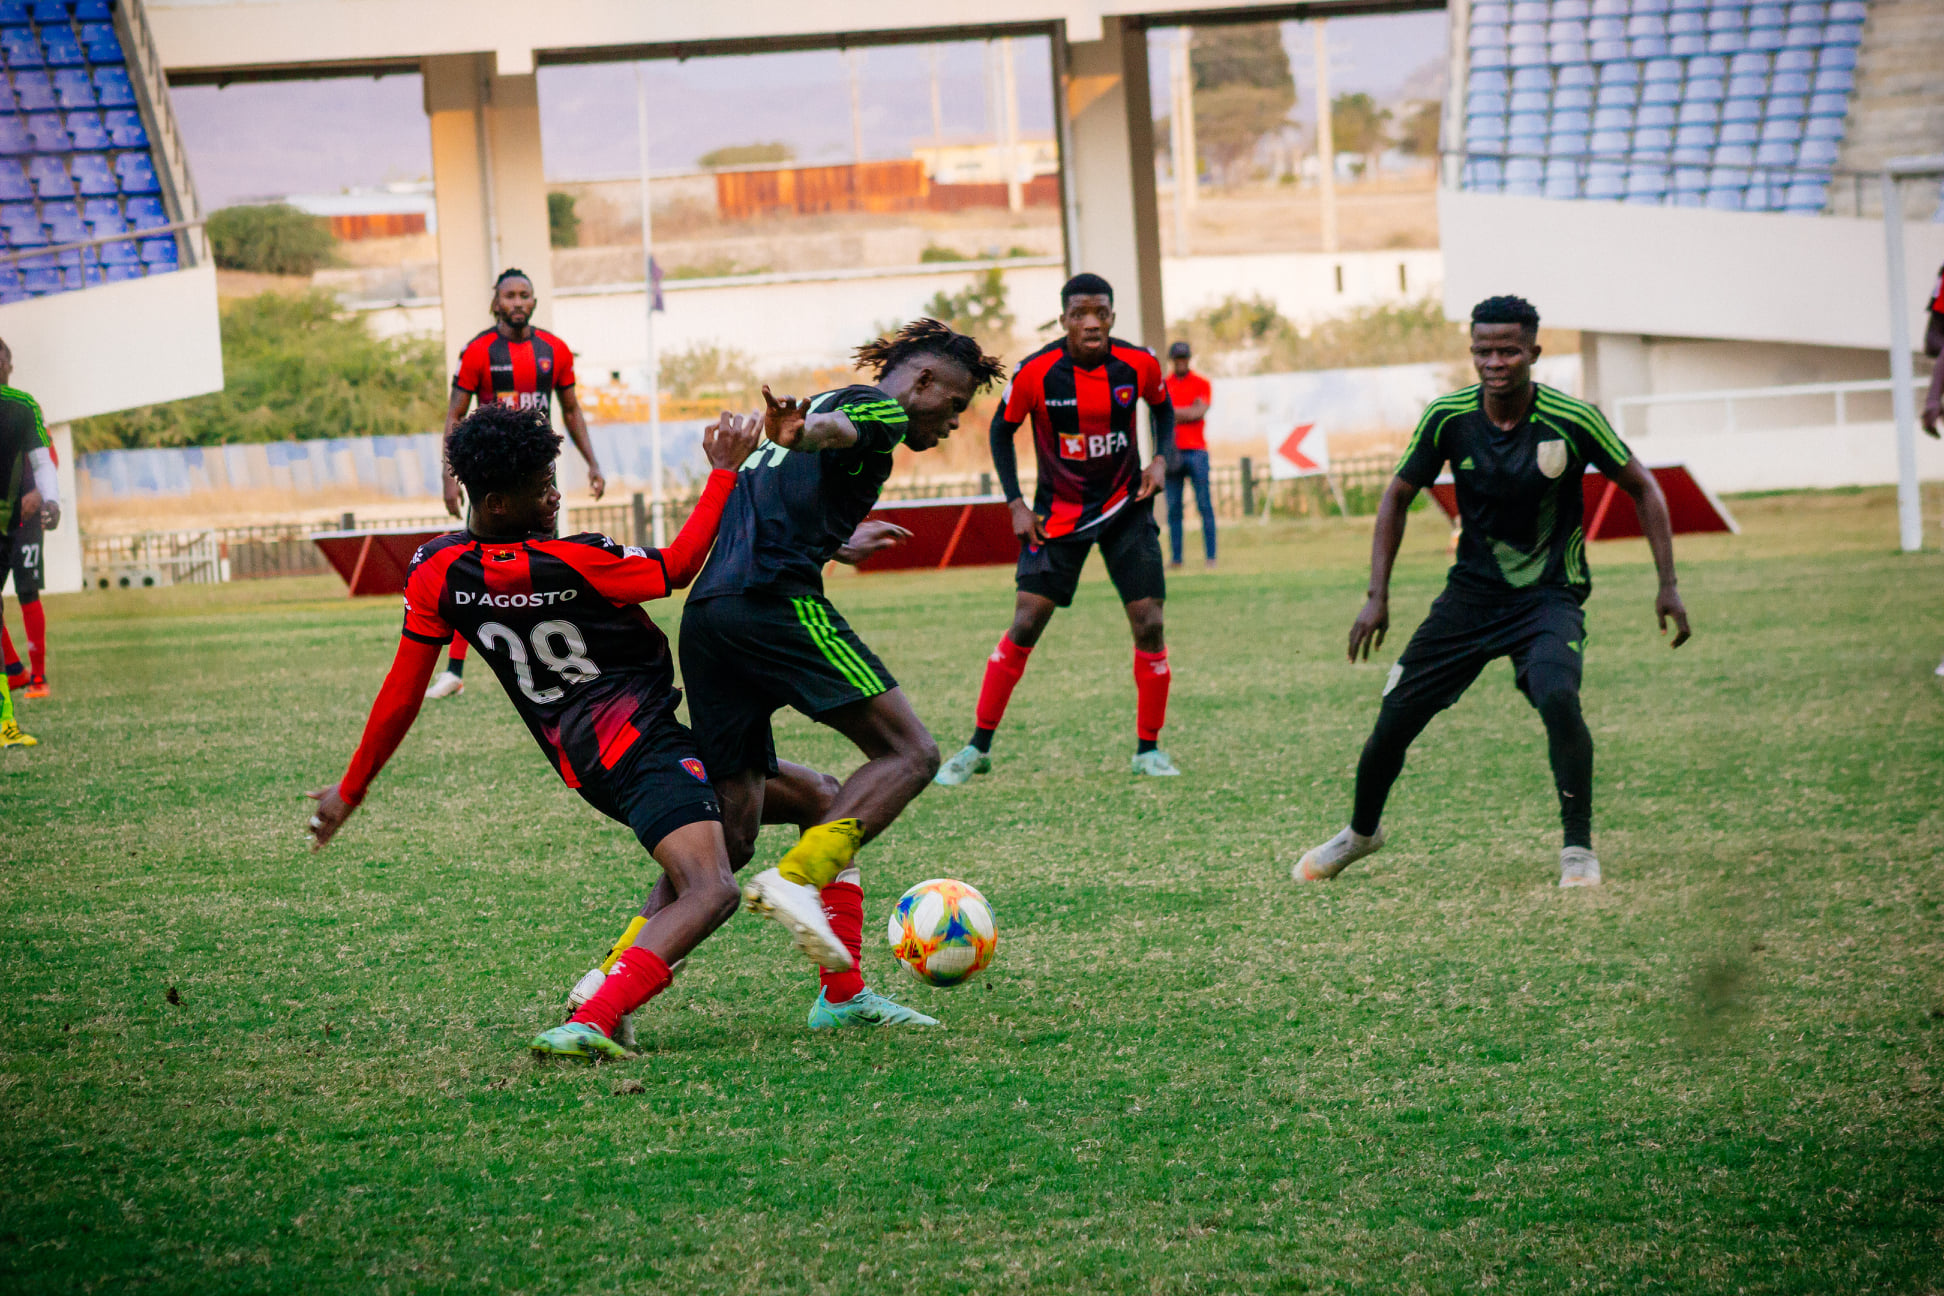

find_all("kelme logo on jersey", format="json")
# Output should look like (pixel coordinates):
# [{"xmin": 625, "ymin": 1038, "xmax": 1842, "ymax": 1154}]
[
  {"xmin": 1536, "ymin": 440, "xmax": 1568, "ymax": 479},
  {"xmin": 1113, "ymin": 385, "xmax": 1136, "ymax": 408},
  {"xmin": 681, "ymin": 758, "xmax": 707, "ymax": 782}
]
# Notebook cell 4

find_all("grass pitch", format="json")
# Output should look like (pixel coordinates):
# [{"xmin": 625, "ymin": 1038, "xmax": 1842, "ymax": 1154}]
[{"xmin": 2, "ymin": 489, "xmax": 1941, "ymax": 1294}]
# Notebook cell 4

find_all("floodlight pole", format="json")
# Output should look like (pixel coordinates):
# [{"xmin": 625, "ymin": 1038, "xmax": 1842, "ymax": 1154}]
[
  {"xmin": 636, "ymin": 63, "xmax": 664, "ymax": 547},
  {"xmin": 1882, "ymin": 156, "xmax": 1944, "ymax": 553}
]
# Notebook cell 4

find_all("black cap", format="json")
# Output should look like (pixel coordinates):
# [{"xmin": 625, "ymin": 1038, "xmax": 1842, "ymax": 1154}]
[{"xmin": 1168, "ymin": 341, "xmax": 1191, "ymax": 358}]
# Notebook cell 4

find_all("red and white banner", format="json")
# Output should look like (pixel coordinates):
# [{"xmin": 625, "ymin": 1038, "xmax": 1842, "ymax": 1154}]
[{"xmin": 1269, "ymin": 422, "xmax": 1331, "ymax": 480}]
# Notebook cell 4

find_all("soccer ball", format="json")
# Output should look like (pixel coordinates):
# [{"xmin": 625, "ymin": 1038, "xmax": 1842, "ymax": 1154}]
[{"xmin": 887, "ymin": 878, "xmax": 997, "ymax": 987}]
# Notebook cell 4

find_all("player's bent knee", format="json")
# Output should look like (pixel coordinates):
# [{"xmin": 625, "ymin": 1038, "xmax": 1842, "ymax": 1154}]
[{"xmin": 906, "ymin": 731, "xmax": 942, "ymax": 783}]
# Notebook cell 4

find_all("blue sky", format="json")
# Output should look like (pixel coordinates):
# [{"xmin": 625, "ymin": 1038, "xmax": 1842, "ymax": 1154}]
[{"xmin": 173, "ymin": 13, "xmax": 1449, "ymax": 209}]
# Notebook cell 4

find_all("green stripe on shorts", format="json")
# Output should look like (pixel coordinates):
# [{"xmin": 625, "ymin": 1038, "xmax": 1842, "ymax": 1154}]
[{"xmin": 792, "ymin": 598, "xmax": 886, "ymax": 696}]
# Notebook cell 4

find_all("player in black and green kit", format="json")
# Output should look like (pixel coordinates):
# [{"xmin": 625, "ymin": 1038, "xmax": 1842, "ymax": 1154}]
[
  {"xmin": 0, "ymin": 339, "xmax": 57, "ymax": 749},
  {"xmin": 1294, "ymin": 296, "xmax": 1691, "ymax": 888}
]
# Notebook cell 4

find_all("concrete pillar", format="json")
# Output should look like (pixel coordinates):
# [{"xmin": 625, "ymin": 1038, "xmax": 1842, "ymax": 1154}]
[
  {"xmin": 1581, "ymin": 331, "xmax": 1652, "ymax": 437},
  {"xmin": 422, "ymin": 54, "xmax": 555, "ymax": 377},
  {"xmin": 1059, "ymin": 18, "xmax": 1165, "ymax": 353}
]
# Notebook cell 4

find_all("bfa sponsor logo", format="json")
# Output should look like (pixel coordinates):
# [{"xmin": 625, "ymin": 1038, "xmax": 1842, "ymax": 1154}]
[
  {"xmin": 681, "ymin": 757, "xmax": 708, "ymax": 782},
  {"xmin": 1059, "ymin": 432, "xmax": 1087, "ymax": 460},
  {"xmin": 1113, "ymin": 385, "xmax": 1136, "ymax": 408}
]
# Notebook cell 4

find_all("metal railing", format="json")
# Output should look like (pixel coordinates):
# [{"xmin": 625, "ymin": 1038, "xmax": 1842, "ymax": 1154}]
[
  {"xmin": 79, "ymin": 453, "xmax": 1409, "ymax": 588},
  {"xmin": 0, "ymin": 217, "xmax": 204, "ymax": 268},
  {"xmin": 1612, "ymin": 376, "xmax": 1930, "ymax": 440},
  {"xmin": 117, "ymin": 0, "xmax": 207, "ymax": 267}
]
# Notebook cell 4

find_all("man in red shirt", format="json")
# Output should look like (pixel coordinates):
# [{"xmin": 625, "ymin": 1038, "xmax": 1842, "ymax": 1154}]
[
  {"xmin": 427, "ymin": 268, "xmax": 607, "ymax": 700},
  {"xmin": 934, "ymin": 272, "xmax": 1183, "ymax": 783},
  {"xmin": 1162, "ymin": 340, "xmax": 1216, "ymax": 570}
]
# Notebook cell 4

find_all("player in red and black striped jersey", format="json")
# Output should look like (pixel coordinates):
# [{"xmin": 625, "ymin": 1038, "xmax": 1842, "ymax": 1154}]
[
  {"xmin": 428, "ymin": 269, "xmax": 608, "ymax": 700},
  {"xmin": 934, "ymin": 273, "xmax": 1183, "ymax": 785},
  {"xmin": 304, "ymin": 404, "xmax": 855, "ymax": 1062}
]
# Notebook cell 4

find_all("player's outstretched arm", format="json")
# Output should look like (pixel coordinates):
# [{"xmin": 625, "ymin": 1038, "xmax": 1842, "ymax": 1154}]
[
  {"xmin": 1137, "ymin": 396, "xmax": 1176, "ymax": 500},
  {"xmin": 307, "ymin": 636, "xmax": 444, "ymax": 850},
  {"xmin": 1350, "ymin": 477, "xmax": 1419, "ymax": 662},
  {"xmin": 988, "ymin": 404, "xmax": 1042, "ymax": 546},
  {"xmin": 439, "ymin": 387, "xmax": 473, "ymax": 519},
  {"xmin": 1612, "ymin": 459, "xmax": 1691, "ymax": 647},
  {"xmin": 834, "ymin": 519, "xmax": 913, "ymax": 565},
  {"xmin": 762, "ymin": 385, "xmax": 859, "ymax": 452}
]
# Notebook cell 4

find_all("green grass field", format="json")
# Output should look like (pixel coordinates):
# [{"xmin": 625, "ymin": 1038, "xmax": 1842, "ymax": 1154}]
[{"xmin": 3, "ymin": 488, "xmax": 1941, "ymax": 1294}]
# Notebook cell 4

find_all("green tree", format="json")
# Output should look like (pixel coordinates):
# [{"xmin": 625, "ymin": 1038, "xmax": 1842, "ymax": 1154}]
[
  {"xmin": 919, "ymin": 269, "xmax": 1015, "ymax": 352},
  {"xmin": 1191, "ymin": 25, "xmax": 1297, "ymax": 182},
  {"xmin": 1331, "ymin": 92, "xmax": 1392, "ymax": 159},
  {"xmin": 205, "ymin": 204, "xmax": 336, "ymax": 276},
  {"xmin": 1168, "ymin": 296, "xmax": 1469, "ymax": 374},
  {"xmin": 547, "ymin": 191, "xmax": 580, "ymax": 248},
  {"xmin": 74, "ymin": 291, "xmax": 447, "ymax": 450},
  {"xmin": 697, "ymin": 142, "xmax": 794, "ymax": 169},
  {"xmin": 1397, "ymin": 100, "xmax": 1442, "ymax": 156}
]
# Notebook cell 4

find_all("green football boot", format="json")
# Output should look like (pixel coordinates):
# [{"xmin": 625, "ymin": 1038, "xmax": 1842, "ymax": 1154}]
[
  {"xmin": 933, "ymin": 744, "xmax": 990, "ymax": 787},
  {"xmin": 529, "ymin": 1021, "xmax": 634, "ymax": 1062},
  {"xmin": 807, "ymin": 988, "xmax": 939, "ymax": 1029}
]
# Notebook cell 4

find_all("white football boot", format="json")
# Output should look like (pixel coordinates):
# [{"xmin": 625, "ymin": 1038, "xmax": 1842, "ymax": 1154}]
[
  {"xmin": 933, "ymin": 744, "xmax": 990, "ymax": 786},
  {"xmin": 743, "ymin": 868, "xmax": 853, "ymax": 970},
  {"xmin": 424, "ymin": 670, "xmax": 465, "ymax": 699},
  {"xmin": 1558, "ymin": 846, "xmax": 1602, "ymax": 888},
  {"xmin": 1292, "ymin": 825, "xmax": 1385, "ymax": 882}
]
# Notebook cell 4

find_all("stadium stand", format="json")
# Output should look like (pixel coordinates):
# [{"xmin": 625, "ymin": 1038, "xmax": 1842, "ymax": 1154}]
[
  {"xmin": 0, "ymin": 0, "xmax": 178, "ymax": 301},
  {"xmin": 1460, "ymin": 0, "xmax": 1873, "ymax": 212}
]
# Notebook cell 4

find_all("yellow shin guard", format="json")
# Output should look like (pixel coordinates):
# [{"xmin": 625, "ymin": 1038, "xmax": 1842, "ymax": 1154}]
[
  {"xmin": 776, "ymin": 818, "xmax": 865, "ymax": 889},
  {"xmin": 598, "ymin": 915, "xmax": 648, "ymax": 974}
]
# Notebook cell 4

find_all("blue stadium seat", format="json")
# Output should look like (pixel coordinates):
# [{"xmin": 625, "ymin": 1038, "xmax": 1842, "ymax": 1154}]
[
  {"xmin": 1509, "ymin": 21, "xmax": 1545, "ymax": 44},
  {"xmin": 1510, "ymin": 88, "xmax": 1550, "ymax": 112},
  {"xmin": 41, "ymin": 33, "xmax": 85, "ymax": 68},
  {"xmin": 9, "ymin": 69, "xmax": 51, "ymax": 110},
  {"xmin": 1598, "ymin": 60, "xmax": 1641, "ymax": 85},
  {"xmin": 1783, "ymin": 180, "xmax": 1827, "ymax": 212},
  {"xmin": 1643, "ymin": 58, "xmax": 1683, "ymax": 81},
  {"xmin": 1642, "ymin": 79, "xmax": 1682, "ymax": 104},
  {"xmin": 1770, "ymin": 69, "xmax": 1811, "ymax": 94},
  {"xmin": 1669, "ymin": 10, "xmax": 1706, "ymax": 35},
  {"xmin": 93, "ymin": 66, "xmax": 133, "ymax": 108},
  {"xmin": 1773, "ymin": 47, "xmax": 1814, "ymax": 73},
  {"xmin": 1799, "ymin": 138, "xmax": 1838, "ymax": 166},
  {"xmin": 1824, "ymin": 20, "xmax": 1863, "ymax": 44},
  {"xmin": 1556, "ymin": 63, "xmax": 1597, "ymax": 88},
  {"xmin": 124, "ymin": 193, "xmax": 164, "ymax": 227},
  {"xmin": 1590, "ymin": 128, "xmax": 1631, "ymax": 155},
  {"xmin": 1549, "ymin": 131, "xmax": 1589, "ymax": 157},
  {"xmin": 1638, "ymin": 103, "xmax": 1677, "ymax": 128},
  {"xmin": 1807, "ymin": 92, "xmax": 1848, "ymax": 116},
  {"xmin": 53, "ymin": 69, "xmax": 95, "ymax": 108},
  {"xmin": 1670, "ymin": 33, "xmax": 1708, "ymax": 55},
  {"xmin": 1509, "ymin": 112, "xmax": 1549, "ymax": 139},
  {"xmin": 80, "ymin": 193, "xmax": 116, "ymax": 221},
  {"xmin": 1686, "ymin": 77, "xmax": 1726, "ymax": 101},
  {"xmin": 1511, "ymin": 66, "xmax": 1551, "ymax": 90},
  {"xmin": 21, "ymin": 266, "xmax": 61, "ymax": 294},
  {"xmin": 0, "ymin": 0, "xmax": 28, "ymax": 23},
  {"xmin": 1723, "ymin": 96, "xmax": 1764, "ymax": 122},
  {"xmin": 2, "ymin": 35, "xmax": 41, "ymax": 67},
  {"xmin": 0, "ymin": 157, "xmax": 27, "ymax": 200},
  {"xmin": 1550, "ymin": 19, "xmax": 1588, "ymax": 43},
  {"xmin": 1630, "ymin": 36, "xmax": 1670, "ymax": 57},
  {"xmin": 1753, "ymin": 140, "xmax": 1797, "ymax": 166},
  {"xmin": 1554, "ymin": 85, "xmax": 1595, "ymax": 110},
  {"xmin": 98, "ymin": 234, "xmax": 138, "ymax": 264},
  {"xmin": 1715, "ymin": 141, "xmax": 1755, "ymax": 166},
  {"xmin": 1827, "ymin": 0, "xmax": 1865, "ymax": 19},
  {"xmin": 1590, "ymin": 38, "xmax": 1630, "ymax": 61},
  {"xmin": 1472, "ymin": 69, "xmax": 1511, "ymax": 94},
  {"xmin": 1813, "ymin": 68, "xmax": 1853, "ymax": 94},
  {"xmin": 1633, "ymin": 0, "xmax": 1672, "ymax": 13},
  {"xmin": 66, "ymin": 109, "xmax": 105, "ymax": 148},
  {"xmin": 1467, "ymin": 91, "xmax": 1508, "ymax": 116},
  {"xmin": 1726, "ymin": 73, "xmax": 1767, "ymax": 98},
  {"xmin": 26, "ymin": 153, "xmax": 67, "ymax": 195},
  {"xmin": 70, "ymin": 150, "xmax": 112, "ymax": 194},
  {"xmin": 1760, "ymin": 115, "xmax": 1805, "ymax": 141},
  {"xmin": 31, "ymin": 1, "xmax": 71, "ymax": 20},
  {"xmin": 1819, "ymin": 45, "xmax": 1857, "ymax": 71},
  {"xmin": 1472, "ymin": 45, "xmax": 1509, "ymax": 68},
  {"xmin": 1463, "ymin": 157, "xmax": 1505, "ymax": 192},
  {"xmin": 113, "ymin": 151, "xmax": 156, "ymax": 193},
  {"xmin": 1470, "ymin": 22, "xmax": 1505, "ymax": 49},
  {"xmin": 1780, "ymin": 24, "xmax": 1820, "ymax": 48},
  {"xmin": 1592, "ymin": 105, "xmax": 1634, "ymax": 130},
  {"xmin": 1467, "ymin": 116, "xmax": 1507, "ymax": 147},
  {"xmin": 1473, "ymin": 3, "xmax": 1508, "ymax": 23},
  {"xmin": 74, "ymin": 0, "xmax": 111, "ymax": 17},
  {"xmin": 1805, "ymin": 114, "xmax": 1845, "ymax": 140},
  {"xmin": 1728, "ymin": 50, "xmax": 1771, "ymax": 76},
  {"xmin": 1678, "ymin": 100, "xmax": 1720, "ymax": 125},
  {"xmin": 1502, "ymin": 157, "xmax": 1541, "ymax": 195},
  {"xmin": 1626, "ymin": 14, "xmax": 1666, "ymax": 38},
  {"xmin": 24, "ymin": 111, "xmax": 66, "ymax": 151},
  {"xmin": 1705, "ymin": 187, "xmax": 1744, "ymax": 211},
  {"xmin": 1510, "ymin": 43, "xmax": 1549, "ymax": 67},
  {"xmin": 1509, "ymin": 132, "xmax": 1547, "ymax": 158},
  {"xmin": 1543, "ymin": 158, "xmax": 1581, "ymax": 198},
  {"xmin": 140, "ymin": 236, "xmax": 177, "ymax": 267},
  {"xmin": 1550, "ymin": 40, "xmax": 1591, "ymax": 64},
  {"xmin": 1510, "ymin": 1, "xmax": 1547, "ymax": 21},
  {"xmin": 1553, "ymin": 0, "xmax": 1591, "ymax": 18},
  {"xmin": 76, "ymin": 20, "xmax": 112, "ymax": 42},
  {"xmin": 1552, "ymin": 108, "xmax": 1592, "ymax": 134},
  {"xmin": 1670, "ymin": 0, "xmax": 1707, "ymax": 11},
  {"xmin": 1688, "ymin": 55, "xmax": 1728, "ymax": 78},
  {"xmin": 1588, "ymin": 15, "xmax": 1625, "ymax": 40},
  {"xmin": 1720, "ymin": 120, "xmax": 1760, "ymax": 145},
  {"xmin": 100, "ymin": 262, "xmax": 140, "ymax": 282},
  {"xmin": 82, "ymin": 37, "xmax": 120, "ymax": 63},
  {"xmin": 1585, "ymin": 162, "xmax": 1626, "ymax": 199},
  {"xmin": 0, "ymin": 118, "xmax": 25, "ymax": 154},
  {"xmin": 1590, "ymin": 0, "xmax": 1627, "ymax": 15},
  {"xmin": 1596, "ymin": 83, "xmax": 1637, "ymax": 107},
  {"xmin": 1705, "ymin": 6, "xmax": 1746, "ymax": 33},
  {"xmin": 1783, "ymin": 1, "xmax": 1823, "ymax": 23},
  {"xmin": 1625, "ymin": 164, "xmax": 1669, "ymax": 202},
  {"xmin": 1766, "ymin": 96, "xmax": 1807, "ymax": 123},
  {"xmin": 1633, "ymin": 126, "xmax": 1673, "ymax": 157},
  {"xmin": 1748, "ymin": 4, "xmax": 1786, "ymax": 28}
]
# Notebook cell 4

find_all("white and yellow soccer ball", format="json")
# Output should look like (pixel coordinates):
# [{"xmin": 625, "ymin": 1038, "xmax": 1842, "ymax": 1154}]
[{"xmin": 887, "ymin": 878, "xmax": 997, "ymax": 987}]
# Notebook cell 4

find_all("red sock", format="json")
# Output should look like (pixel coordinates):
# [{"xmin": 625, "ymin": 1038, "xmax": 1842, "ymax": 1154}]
[
  {"xmin": 447, "ymin": 636, "xmax": 468, "ymax": 664},
  {"xmin": 21, "ymin": 601, "xmax": 44, "ymax": 678},
  {"xmin": 818, "ymin": 879, "xmax": 865, "ymax": 1004},
  {"xmin": 569, "ymin": 947, "xmax": 671, "ymax": 1038},
  {"xmin": 0, "ymin": 624, "xmax": 18, "ymax": 675},
  {"xmin": 974, "ymin": 634, "xmax": 1034, "ymax": 733},
  {"xmin": 1134, "ymin": 648, "xmax": 1171, "ymax": 743}
]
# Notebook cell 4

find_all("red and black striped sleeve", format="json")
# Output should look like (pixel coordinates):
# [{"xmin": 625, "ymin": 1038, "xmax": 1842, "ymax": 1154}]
[
  {"xmin": 541, "ymin": 329, "xmax": 576, "ymax": 388},
  {"xmin": 453, "ymin": 331, "xmax": 492, "ymax": 395}
]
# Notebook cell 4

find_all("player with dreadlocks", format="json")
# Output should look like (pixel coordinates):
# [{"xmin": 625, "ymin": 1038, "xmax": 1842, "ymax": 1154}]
[
  {"xmin": 567, "ymin": 319, "xmax": 1006, "ymax": 1032},
  {"xmin": 427, "ymin": 268, "xmax": 607, "ymax": 700}
]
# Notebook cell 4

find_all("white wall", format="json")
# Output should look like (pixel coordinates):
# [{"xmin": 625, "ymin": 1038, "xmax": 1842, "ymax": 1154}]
[
  {"xmin": 1630, "ymin": 420, "xmax": 1944, "ymax": 494},
  {"xmin": 1163, "ymin": 250, "xmax": 1446, "ymax": 327},
  {"xmin": 1439, "ymin": 189, "xmax": 1944, "ymax": 352}
]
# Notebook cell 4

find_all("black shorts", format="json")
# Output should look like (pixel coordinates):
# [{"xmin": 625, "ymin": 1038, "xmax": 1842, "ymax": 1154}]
[
  {"xmin": 1016, "ymin": 497, "xmax": 1166, "ymax": 609},
  {"xmin": 569, "ymin": 707, "xmax": 722, "ymax": 853},
  {"xmin": 8, "ymin": 518, "xmax": 41, "ymax": 602},
  {"xmin": 679, "ymin": 591, "xmax": 897, "ymax": 779},
  {"xmin": 1380, "ymin": 586, "xmax": 1586, "ymax": 715}
]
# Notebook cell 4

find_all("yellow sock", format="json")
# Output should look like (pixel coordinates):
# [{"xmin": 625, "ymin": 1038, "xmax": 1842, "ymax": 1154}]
[
  {"xmin": 599, "ymin": 915, "xmax": 647, "ymax": 973},
  {"xmin": 776, "ymin": 818, "xmax": 864, "ymax": 889}
]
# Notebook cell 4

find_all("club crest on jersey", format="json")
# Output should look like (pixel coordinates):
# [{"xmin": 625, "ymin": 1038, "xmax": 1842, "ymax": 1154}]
[
  {"xmin": 1113, "ymin": 385, "xmax": 1136, "ymax": 408},
  {"xmin": 1059, "ymin": 432, "xmax": 1087, "ymax": 460},
  {"xmin": 681, "ymin": 758, "xmax": 707, "ymax": 782},
  {"xmin": 538, "ymin": 358, "xmax": 552, "ymax": 373},
  {"xmin": 1536, "ymin": 439, "xmax": 1568, "ymax": 479},
  {"xmin": 489, "ymin": 549, "xmax": 518, "ymax": 562}
]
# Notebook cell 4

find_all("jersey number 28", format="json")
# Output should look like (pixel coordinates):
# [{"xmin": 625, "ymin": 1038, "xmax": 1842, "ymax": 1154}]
[{"xmin": 476, "ymin": 619, "xmax": 599, "ymax": 703}]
